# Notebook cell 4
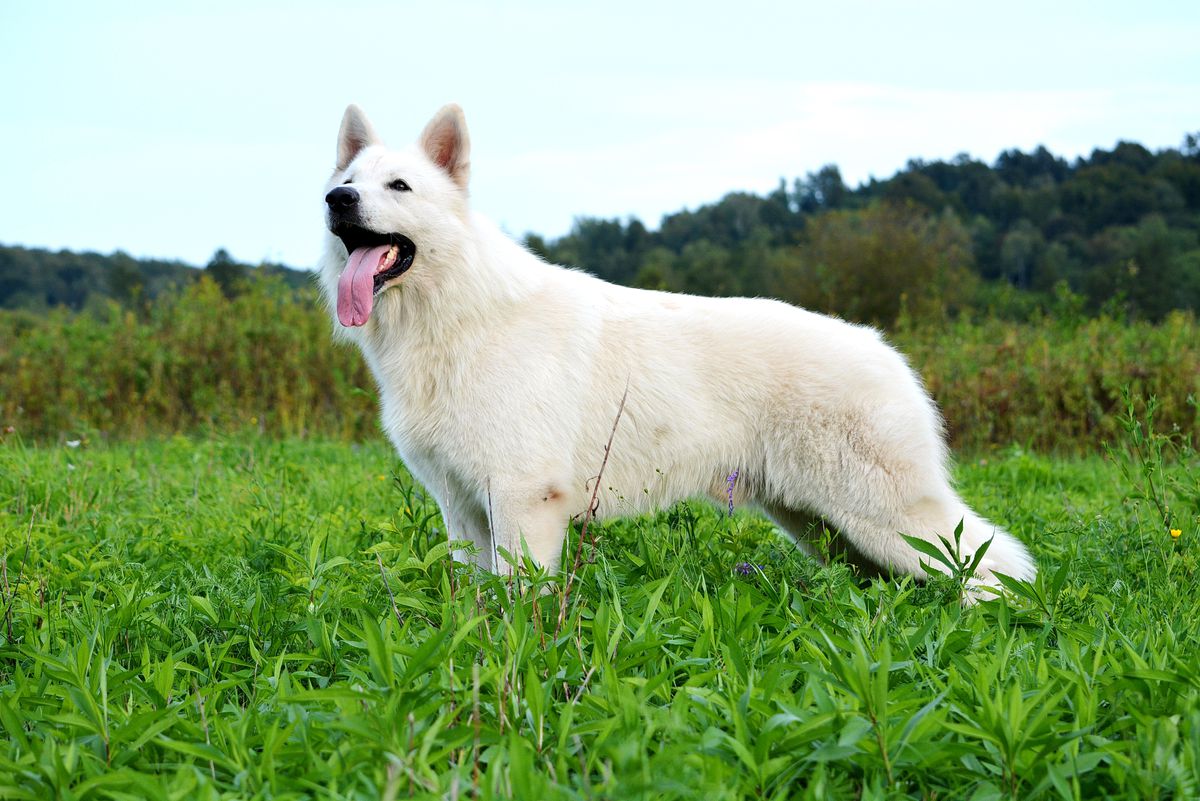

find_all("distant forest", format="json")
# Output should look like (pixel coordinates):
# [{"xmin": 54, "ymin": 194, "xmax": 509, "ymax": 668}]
[
  {"xmin": 0, "ymin": 246, "xmax": 310, "ymax": 312},
  {"xmin": 4, "ymin": 134, "xmax": 1199, "ymax": 326}
]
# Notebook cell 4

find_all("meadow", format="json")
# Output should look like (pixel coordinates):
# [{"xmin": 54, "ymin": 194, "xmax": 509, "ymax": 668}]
[
  {"xmin": 0, "ymin": 415, "xmax": 1197, "ymax": 799},
  {"xmin": 1, "ymin": 277, "xmax": 1200, "ymax": 798}
]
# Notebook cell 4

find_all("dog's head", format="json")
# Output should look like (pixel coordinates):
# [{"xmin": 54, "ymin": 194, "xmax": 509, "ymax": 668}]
[{"xmin": 321, "ymin": 104, "xmax": 471, "ymax": 327}]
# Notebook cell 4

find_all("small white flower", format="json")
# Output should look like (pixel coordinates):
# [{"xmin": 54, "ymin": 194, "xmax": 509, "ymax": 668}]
[
  {"xmin": 66, "ymin": 440, "xmax": 81, "ymax": 448},
  {"xmin": 67, "ymin": 463, "xmax": 76, "ymax": 471}
]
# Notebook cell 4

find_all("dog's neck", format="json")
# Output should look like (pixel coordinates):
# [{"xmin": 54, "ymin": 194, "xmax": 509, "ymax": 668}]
[{"xmin": 336, "ymin": 212, "xmax": 550, "ymax": 362}]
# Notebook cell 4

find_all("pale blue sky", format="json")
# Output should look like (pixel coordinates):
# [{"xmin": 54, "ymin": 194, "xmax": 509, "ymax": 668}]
[{"xmin": 2, "ymin": 1, "xmax": 1197, "ymax": 267}]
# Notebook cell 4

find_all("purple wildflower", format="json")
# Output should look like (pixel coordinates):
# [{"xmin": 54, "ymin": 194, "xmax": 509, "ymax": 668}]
[
  {"xmin": 734, "ymin": 562, "xmax": 755, "ymax": 577},
  {"xmin": 726, "ymin": 469, "xmax": 740, "ymax": 517}
]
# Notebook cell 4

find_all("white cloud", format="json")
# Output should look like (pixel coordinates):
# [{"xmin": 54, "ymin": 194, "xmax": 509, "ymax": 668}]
[
  {"xmin": 479, "ymin": 81, "xmax": 1199, "ymax": 238},
  {"xmin": 3, "ymin": 0, "xmax": 1198, "ymax": 265}
]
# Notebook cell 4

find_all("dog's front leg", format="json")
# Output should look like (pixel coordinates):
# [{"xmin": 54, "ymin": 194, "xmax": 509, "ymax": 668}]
[
  {"xmin": 487, "ymin": 483, "xmax": 572, "ymax": 577},
  {"xmin": 435, "ymin": 481, "xmax": 494, "ymax": 570}
]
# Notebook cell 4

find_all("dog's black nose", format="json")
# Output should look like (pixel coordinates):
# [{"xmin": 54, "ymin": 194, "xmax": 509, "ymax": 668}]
[{"xmin": 325, "ymin": 186, "xmax": 360, "ymax": 210}]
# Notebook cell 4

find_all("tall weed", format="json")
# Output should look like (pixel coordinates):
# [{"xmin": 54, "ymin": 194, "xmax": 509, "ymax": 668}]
[
  {"xmin": 0, "ymin": 277, "xmax": 376, "ymax": 441},
  {"xmin": 894, "ymin": 311, "xmax": 1199, "ymax": 452},
  {"xmin": 2, "ymin": 276, "xmax": 1196, "ymax": 451}
]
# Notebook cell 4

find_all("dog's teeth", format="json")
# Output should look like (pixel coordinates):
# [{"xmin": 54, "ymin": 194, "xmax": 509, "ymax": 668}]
[{"xmin": 378, "ymin": 244, "xmax": 400, "ymax": 273}]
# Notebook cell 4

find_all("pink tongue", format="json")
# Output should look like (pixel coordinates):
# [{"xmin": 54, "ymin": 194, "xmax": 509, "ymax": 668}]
[{"xmin": 336, "ymin": 244, "xmax": 393, "ymax": 327}]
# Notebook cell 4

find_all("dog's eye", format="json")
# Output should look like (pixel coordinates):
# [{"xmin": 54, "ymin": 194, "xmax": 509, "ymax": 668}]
[{"xmin": 388, "ymin": 179, "xmax": 411, "ymax": 192}]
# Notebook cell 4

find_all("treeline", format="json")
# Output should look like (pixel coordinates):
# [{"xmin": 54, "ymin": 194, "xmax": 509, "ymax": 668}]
[
  {"xmin": 3, "ymin": 135, "xmax": 1199, "ymax": 327},
  {"xmin": 0, "ymin": 246, "xmax": 311, "ymax": 311},
  {"xmin": 529, "ymin": 135, "xmax": 1200, "ymax": 324}
]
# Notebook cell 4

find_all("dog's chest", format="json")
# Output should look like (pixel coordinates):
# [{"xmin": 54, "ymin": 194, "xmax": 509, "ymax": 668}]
[
  {"xmin": 367, "ymin": 344, "xmax": 479, "ymax": 455},
  {"xmin": 374, "ymin": 374, "xmax": 498, "ymax": 501}
]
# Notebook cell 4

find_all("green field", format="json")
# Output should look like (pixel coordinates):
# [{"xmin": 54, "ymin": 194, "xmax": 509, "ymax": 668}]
[{"xmin": 0, "ymin": 432, "xmax": 1197, "ymax": 800}]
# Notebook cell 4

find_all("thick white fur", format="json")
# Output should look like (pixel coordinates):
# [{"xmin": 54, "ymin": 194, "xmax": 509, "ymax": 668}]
[{"xmin": 318, "ymin": 104, "xmax": 1037, "ymax": 593}]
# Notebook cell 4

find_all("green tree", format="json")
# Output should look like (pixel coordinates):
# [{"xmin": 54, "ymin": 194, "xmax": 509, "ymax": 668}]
[
  {"xmin": 205, "ymin": 248, "xmax": 248, "ymax": 298},
  {"xmin": 795, "ymin": 165, "xmax": 847, "ymax": 213},
  {"xmin": 999, "ymin": 219, "xmax": 1044, "ymax": 289},
  {"xmin": 1087, "ymin": 215, "xmax": 1200, "ymax": 319},
  {"xmin": 772, "ymin": 202, "xmax": 977, "ymax": 326}
]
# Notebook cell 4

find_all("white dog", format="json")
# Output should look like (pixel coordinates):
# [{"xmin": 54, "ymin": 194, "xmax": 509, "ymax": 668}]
[{"xmin": 317, "ymin": 104, "xmax": 1036, "ymax": 593}]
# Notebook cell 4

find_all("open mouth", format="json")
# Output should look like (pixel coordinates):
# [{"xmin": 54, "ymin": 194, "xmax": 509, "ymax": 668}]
[
  {"xmin": 332, "ymin": 225, "xmax": 417, "ymax": 327},
  {"xmin": 334, "ymin": 225, "xmax": 417, "ymax": 293}
]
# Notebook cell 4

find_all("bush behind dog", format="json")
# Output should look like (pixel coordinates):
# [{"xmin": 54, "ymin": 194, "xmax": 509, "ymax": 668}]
[
  {"xmin": 895, "ymin": 310, "xmax": 1200, "ymax": 451},
  {"xmin": 1, "ymin": 275, "xmax": 1196, "ymax": 450},
  {"xmin": 0, "ymin": 277, "xmax": 376, "ymax": 442}
]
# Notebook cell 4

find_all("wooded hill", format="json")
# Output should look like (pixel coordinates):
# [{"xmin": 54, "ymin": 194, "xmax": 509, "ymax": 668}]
[
  {"xmin": 0, "ymin": 246, "xmax": 310, "ymax": 312},
  {"xmin": 4, "ymin": 134, "xmax": 1199, "ymax": 326},
  {"xmin": 529, "ymin": 135, "xmax": 1200, "ymax": 324}
]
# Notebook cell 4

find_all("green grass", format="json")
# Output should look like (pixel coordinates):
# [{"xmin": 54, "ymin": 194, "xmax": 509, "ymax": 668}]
[{"xmin": 1, "ymin": 434, "xmax": 1198, "ymax": 799}]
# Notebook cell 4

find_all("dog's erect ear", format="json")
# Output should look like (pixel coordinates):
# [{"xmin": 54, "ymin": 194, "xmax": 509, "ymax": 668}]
[
  {"xmin": 419, "ymin": 104, "xmax": 470, "ymax": 191},
  {"xmin": 337, "ymin": 105, "xmax": 380, "ymax": 171}
]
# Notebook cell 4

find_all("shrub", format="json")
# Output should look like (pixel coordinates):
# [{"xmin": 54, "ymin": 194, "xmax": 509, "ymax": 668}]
[{"xmin": 2, "ymin": 276, "xmax": 1196, "ymax": 452}]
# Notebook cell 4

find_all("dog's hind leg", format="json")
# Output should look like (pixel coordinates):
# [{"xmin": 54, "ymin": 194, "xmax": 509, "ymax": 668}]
[
  {"xmin": 761, "ymin": 503, "xmax": 887, "ymax": 578},
  {"xmin": 764, "ymin": 402, "xmax": 1036, "ymax": 596},
  {"xmin": 789, "ymin": 466, "xmax": 1035, "ymax": 597},
  {"xmin": 825, "ymin": 490, "xmax": 1036, "ymax": 597}
]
